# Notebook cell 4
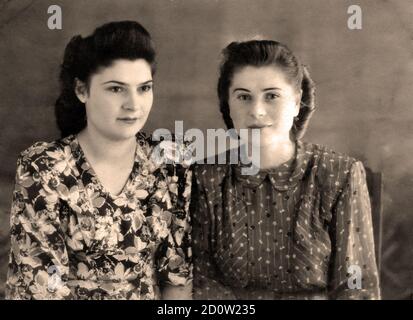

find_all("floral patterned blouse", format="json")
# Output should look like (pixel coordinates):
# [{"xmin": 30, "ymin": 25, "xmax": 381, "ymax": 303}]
[
  {"xmin": 6, "ymin": 133, "xmax": 192, "ymax": 300},
  {"xmin": 190, "ymin": 140, "xmax": 380, "ymax": 300}
]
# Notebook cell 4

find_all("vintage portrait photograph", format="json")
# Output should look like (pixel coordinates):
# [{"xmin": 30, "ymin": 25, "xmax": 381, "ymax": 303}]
[{"xmin": 0, "ymin": 0, "xmax": 411, "ymax": 302}]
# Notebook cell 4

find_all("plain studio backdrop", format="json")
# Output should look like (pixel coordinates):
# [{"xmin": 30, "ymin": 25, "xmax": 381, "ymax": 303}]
[{"xmin": 0, "ymin": 0, "xmax": 412, "ymax": 299}]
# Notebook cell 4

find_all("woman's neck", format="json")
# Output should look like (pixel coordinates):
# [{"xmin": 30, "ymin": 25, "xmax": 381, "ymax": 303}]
[
  {"xmin": 246, "ymin": 133, "xmax": 297, "ymax": 171},
  {"xmin": 77, "ymin": 128, "xmax": 137, "ymax": 165}
]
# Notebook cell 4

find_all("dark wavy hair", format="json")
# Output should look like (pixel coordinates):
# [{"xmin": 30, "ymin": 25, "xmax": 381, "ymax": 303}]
[
  {"xmin": 55, "ymin": 21, "xmax": 156, "ymax": 137},
  {"xmin": 217, "ymin": 40, "xmax": 316, "ymax": 139}
]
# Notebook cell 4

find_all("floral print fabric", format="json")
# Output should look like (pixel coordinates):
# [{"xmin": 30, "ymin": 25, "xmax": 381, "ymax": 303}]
[{"xmin": 6, "ymin": 133, "xmax": 192, "ymax": 300}]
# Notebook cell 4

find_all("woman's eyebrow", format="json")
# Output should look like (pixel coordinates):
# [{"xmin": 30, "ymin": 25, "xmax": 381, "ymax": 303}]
[
  {"xmin": 232, "ymin": 88, "xmax": 251, "ymax": 93},
  {"xmin": 262, "ymin": 87, "xmax": 281, "ymax": 91},
  {"xmin": 101, "ymin": 80, "xmax": 153, "ymax": 85},
  {"xmin": 101, "ymin": 80, "xmax": 127, "ymax": 85}
]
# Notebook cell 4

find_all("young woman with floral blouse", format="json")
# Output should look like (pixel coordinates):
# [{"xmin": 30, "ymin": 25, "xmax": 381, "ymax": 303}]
[{"xmin": 6, "ymin": 21, "xmax": 192, "ymax": 300}]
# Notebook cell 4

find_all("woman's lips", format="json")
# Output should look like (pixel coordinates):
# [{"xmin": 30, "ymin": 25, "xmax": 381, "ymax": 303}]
[
  {"xmin": 248, "ymin": 124, "xmax": 272, "ymax": 129},
  {"xmin": 117, "ymin": 117, "xmax": 138, "ymax": 124}
]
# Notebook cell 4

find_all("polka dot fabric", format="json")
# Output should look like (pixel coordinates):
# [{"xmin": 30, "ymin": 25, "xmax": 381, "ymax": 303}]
[{"xmin": 190, "ymin": 140, "xmax": 380, "ymax": 300}]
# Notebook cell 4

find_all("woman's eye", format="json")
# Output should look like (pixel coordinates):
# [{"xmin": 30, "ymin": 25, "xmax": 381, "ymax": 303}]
[
  {"xmin": 108, "ymin": 86, "xmax": 124, "ymax": 93},
  {"xmin": 140, "ymin": 84, "xmax": 153, "ymax": 93},
  {"xmin": 237, "ymin": 94, "xmax": 251, "ymax": 101},
  {"xmin": 266, "ymin": 93, "xmax": 279, "ymax": 100}
]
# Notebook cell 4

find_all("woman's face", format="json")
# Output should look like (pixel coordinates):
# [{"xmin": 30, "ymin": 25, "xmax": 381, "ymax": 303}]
[
  {"xmin": 228, "ymin": 65, "xmax": 301, "ymax": 147},
  {"xmin": 76, "ymin": 59, "xmax": 153, "ymax": 141}
]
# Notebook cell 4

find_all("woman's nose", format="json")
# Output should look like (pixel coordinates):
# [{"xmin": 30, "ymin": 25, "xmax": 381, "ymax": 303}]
[
  {"xmin": 123, "ymin": 92, "xmax": 141, "ymax": 112},
  {"xmin": 249, "ymin": 100, "xmax": 266, "ymax": 119}
]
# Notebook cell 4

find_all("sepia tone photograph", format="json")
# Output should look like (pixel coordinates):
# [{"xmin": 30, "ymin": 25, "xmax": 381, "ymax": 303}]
[{"xmin": 0, "ymin": 0, "xmax": 412, "ymax": 301}]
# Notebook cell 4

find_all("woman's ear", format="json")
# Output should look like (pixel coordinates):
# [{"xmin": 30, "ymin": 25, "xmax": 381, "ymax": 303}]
[
  {"xmin": 74, "ymin": 78, "xmax": 88, "ymax": 104},
  {"xmin": 294, "ymin": 88, "xmax": 303, "ymax": 116}
]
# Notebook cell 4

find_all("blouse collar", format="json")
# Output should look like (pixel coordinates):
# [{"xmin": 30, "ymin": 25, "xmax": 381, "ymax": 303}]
[{"xmin": 232, "ymin": 140, "xmax": 313, "ymax": 191}]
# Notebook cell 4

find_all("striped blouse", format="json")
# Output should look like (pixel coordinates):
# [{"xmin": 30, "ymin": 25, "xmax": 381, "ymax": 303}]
[{"xmin": 190, "ymin": 140, "xmax": 380, "ymax": 300}]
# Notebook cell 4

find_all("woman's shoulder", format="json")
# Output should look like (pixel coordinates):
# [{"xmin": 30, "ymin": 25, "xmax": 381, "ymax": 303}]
[
  {"xmin": 18, "ymin": 135, "xmax": 75, "ymax": 170},
  {"xmin": 191, "ymin": 150, "xmax": 233, "ymax": 190},
  {"xmin": 139, "ymin": 131, "xmax": 190, "ymax": 158},
  {"xmin": 302, "ymin": 141, "xmax": 363, "ymax": 190},
  {"xmin": 303, "ymin": 141, "xmax": 357, "ymax": 165}
]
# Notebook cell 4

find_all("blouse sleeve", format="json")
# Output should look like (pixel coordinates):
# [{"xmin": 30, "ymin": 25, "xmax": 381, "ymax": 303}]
[
  {"xmin": 155, "ymin": 163, "xmax": 193, "ymax": 289},
  {"xmin": 190, "ymin": 167, "xmax": 236, "ymax": 300},
  {"xmin": 6, "ymin": 155, "xmax": 71, "ymax": 300},
  {"xmin": 328, "ymin": 161, "xmax": 381, "ymax": 300}
]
